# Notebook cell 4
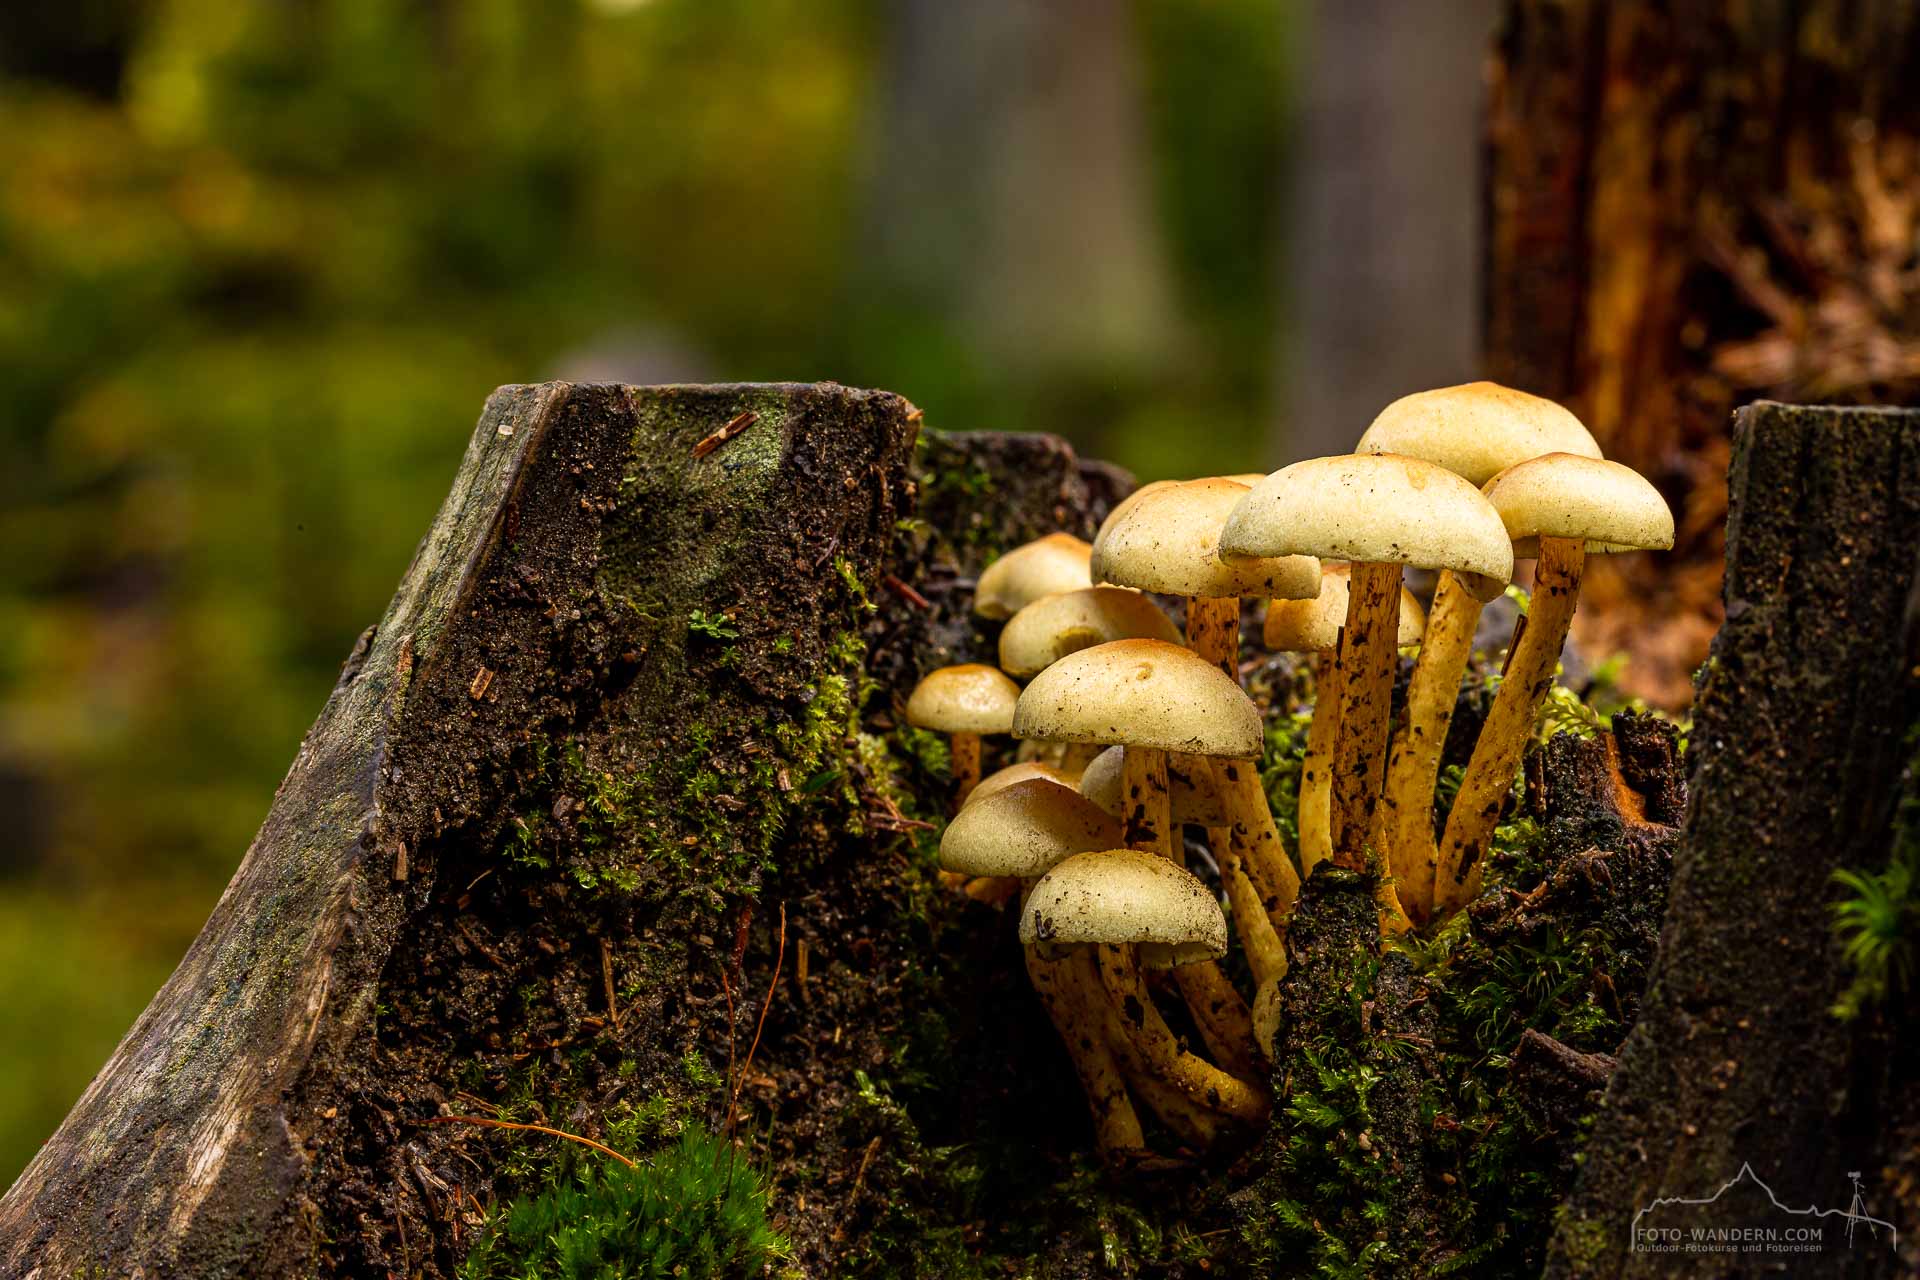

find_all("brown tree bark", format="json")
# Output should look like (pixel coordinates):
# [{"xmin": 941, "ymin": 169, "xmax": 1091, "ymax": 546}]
[
  {"xmin": 1548, "ymin": 401, "xmax": 1920, "ymax": 1276},
  {"xmin": 1485, "ymin": 0, "xmax": 1920, "ymax": 707}
]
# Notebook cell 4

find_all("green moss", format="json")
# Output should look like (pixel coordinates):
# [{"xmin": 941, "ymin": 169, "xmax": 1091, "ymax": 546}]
[
  {"xmin": 458, "ymin": 1127, "xmax": 788, "ymax": 1280},
  {"xmin": 1831, "ymin": 723, "xmax": 1920, "ymax": 1018}
]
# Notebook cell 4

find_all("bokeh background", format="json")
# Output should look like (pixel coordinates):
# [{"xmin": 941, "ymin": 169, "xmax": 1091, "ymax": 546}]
[{"xmin": 0, "ymin": 0, "xmax": 1496, "ymax": 1181}]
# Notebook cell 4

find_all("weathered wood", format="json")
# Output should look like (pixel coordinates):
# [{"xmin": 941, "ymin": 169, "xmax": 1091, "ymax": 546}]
[
  {"xmin": 1485, "ymin": 0, "xmax": 1920, "ymax": 706},
  {"xmin": 1548, "ymin": 402, "xmax": 1920, "ymax": 1276},
  {"xmin": 0, "ymin": 382, "xmax": 919, "ymax": 1276}
]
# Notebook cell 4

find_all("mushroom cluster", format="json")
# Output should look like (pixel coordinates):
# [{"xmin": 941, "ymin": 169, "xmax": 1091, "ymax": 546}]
[{"xmin": 905, "ymin": 382, "xmax": 1671, "ymax": 1163}]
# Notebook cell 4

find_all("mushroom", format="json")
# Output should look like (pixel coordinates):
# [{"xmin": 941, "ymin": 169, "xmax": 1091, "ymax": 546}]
[
  {"xmin": 973, "ymin": 533, "xmax": 1094, "ymax": 620},
  {"xmin": 1220, "ymin": 456, "xmax": 1512, "ymax": 877},
  {"xmin": 939, "ymin": 780, "xmax": 1149, "ymax": 1159},
  {"xmin": 964, "ymin": 760, "xmax": 1083, "ymax": 809},
  {"xmin": 1430, "ymin": 453, "xmax": 1672, "ymax": 915},
  {"xmin": 1015, "ymin": 638, "xmax": 1272, "ymax": 1078},
  {"xmin": 1021, "ymin": 850, "xmax": 1268, "ymax": 1125},
  {"xmin": 1355, "ymin": 383, "xmax": 1601, "ymax": 922},
  {"xmin": 905, "ymin": 663, "xmax": 1021, "ymax": 808},
  {"xmin": 1262, "ymin": 564, "xmax": 1427, "ymax": 876},
  {"xmin": 997, "ymin": 587, "xmax": 1182, "ymax": 679}
]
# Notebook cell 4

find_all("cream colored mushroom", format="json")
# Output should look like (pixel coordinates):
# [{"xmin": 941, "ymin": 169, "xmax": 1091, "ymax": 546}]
[
  {"xmin": 1021, "ymin": 850, "xmax": 1267, "ymax": 1125},
  {"xmin": 997, "ymin": 588, "xmax": 1181, "ymax": 680},
  {"xmin": 974, "ymin": 533, "xmax": 1094, "ymax": 620},
  {"xmin": 1357, "ymin": 382, "xmax": 1601, "ymax": 923},
  {"xmin": 1221, "ymin": 456, "xmax": 1511, "ymax": 887},
  {"xmin": 1430, "ymin": 454, "xmax": 1672, "ymax": 916},
  {"xmin": 964, "ymin": 761, "xmax": 1082, "ymax": 809},
  {"xmin": 906, "ymin": 663, "xmax": 1020, "ymax": 808}
]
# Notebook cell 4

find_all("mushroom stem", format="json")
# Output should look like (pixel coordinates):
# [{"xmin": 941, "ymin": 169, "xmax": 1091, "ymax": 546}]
[
  {"xmin": 950, "ymin": 731, "xmax": 982, "ymax": 809},
  {"xmin": 1329, "ymin": 565, "xmax": 1402, "ymax": 870},
  {"xmin": 1124, "ymin": 746, "xmax": 1261, "ymax": 1079},
  {"xmin": 1097, "ymin": 945, "xmax": 1270, "ymax": 1124},
  {"xmin": 1432, "ymin": 537, "xmax": 1586, "ymax": 915},
  {"xmin": 1381, "ymin": 570, "xmax": 1484, "ymax": 923},
  {"xmin": 1025, "ymin": 944, "xmax": 1145, "ymax": 1159},
  {"xmin": 1297, "ymin": 646, "xmax": 1344, "ymax": 874},
  {"xmin": 1212, "ymin": 756, "xmax": 1301, "ymax": 929},
  {"xmin": 1219, "ymin": 840, "xmax": 1286, "ymax": 988},
  {"xmin": 1184, "ymin": 595, "xmax": 1242, "ymax": 680}
]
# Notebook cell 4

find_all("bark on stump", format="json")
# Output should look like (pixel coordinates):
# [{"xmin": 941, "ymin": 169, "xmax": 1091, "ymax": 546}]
[
  {"xmin": 1548, "ymin": 401, "xmax": 1920, "ymax": 1276},
  {"xmin": 0, "ymin": 383, "xmax": 1133, "ymax": 1277}
]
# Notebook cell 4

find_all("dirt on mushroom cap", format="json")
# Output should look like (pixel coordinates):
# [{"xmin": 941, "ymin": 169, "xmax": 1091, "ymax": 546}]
[{"xmin": 1011, "ymin": 638, "xmax": 1262, "ymax": 757}]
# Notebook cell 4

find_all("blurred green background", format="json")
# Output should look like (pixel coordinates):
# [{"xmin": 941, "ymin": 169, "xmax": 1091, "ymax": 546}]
[{"xmin": 0, "ymin": 0, "xmax": 1492, "ymax": 1182}]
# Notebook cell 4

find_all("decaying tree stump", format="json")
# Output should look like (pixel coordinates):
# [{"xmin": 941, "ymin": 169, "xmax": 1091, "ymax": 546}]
[
  {"xmin": 1549, "ymin": 401, "xmax": 1920, "ymax": 1276},
  {"xmin": 1485, "ymin": 0, "xmax": 1920, "ymax": 707}
]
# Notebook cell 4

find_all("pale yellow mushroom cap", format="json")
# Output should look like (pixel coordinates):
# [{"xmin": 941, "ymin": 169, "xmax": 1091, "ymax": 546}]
[
  {"xmin": 1091, "ymin": 481, "xmax": 1180, "ymax": 560},
  {"xmin": 1013, "ymin": 639, "xmax": 1263, "ymax": 758},
  {"xmin": 1262, "ymin": 564, "xmax": 1427, "ymax": 653},
  {"xmin": 906, "ymin": 663, "xmax": 1021, "ymax": 735},
  {"xmin": 1483, "ymin": 453, "xmax": 1675, "ymax": 558},
  {"xmin": 965, "ymin": 761, "xmax": 1082, "ymax": 809},
  {"xmin": 1077, "ymin": 745, "xmax": 1231, "ymax": 827},
  {"xmin": 1019, "ymin": 848, "xmax": 1228, "ymax": 968},
  {"xmin": 1091, "ymin": 478, "xmax": 1321, "ymax": 600},
  {"xmin": 974, "ymin": 533, "xmax": 1094, "ymax": 620},
  {"xmin": 1220, "ymin": 454, "xmax": 1514, "ymax": 599},
  {"xmin": 998, "ymin": 587, "xmax": 1182, "ymax": 679},
  {"xmin": 939, "ymin": 778, "xmax": 1122, "ymax": 879},
  {"xmin": 1357, "ymin": 382, "xmax": 1602, "ymax": 485}
]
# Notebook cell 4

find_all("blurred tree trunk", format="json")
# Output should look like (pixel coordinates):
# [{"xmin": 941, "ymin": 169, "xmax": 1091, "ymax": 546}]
[
  {"xmin": 1279, "ymin": 0, "xmax": 1498, "ymax": 462},
  {"xmin": 1485, "ymin": 0, "xmax": 1920, "ymax": 707}
]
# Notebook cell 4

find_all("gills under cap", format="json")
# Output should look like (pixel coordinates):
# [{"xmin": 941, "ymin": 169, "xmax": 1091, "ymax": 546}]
[
  {"xmin": 1263, "ymin": 564, "xmax": 1427, "ymax": 653},
  {"xmin": 1013, "ymin": 639, "xmax": 1263, "ymax": 758},
  {"xmin": 1482, "ymin": 453, "xmax": 1675, "ymax": 558},
  {"xmin": 974, "ymin": 534, "xmax": 1094, "ymax": 620},
  {"xmin": 998, "ymin": 588, "xmax": 1181, "ymax": 679},
  {"xmin": 1091, "ymin": 478, "xmax": 1321, "ymax": 600},
  {"xmin": 906, "ymin": 664, "xmax": 1021, "ymax": 735},
  {"xmin": 1019, "ymin": 848, "xmax": 1228, "ymax": 968},
  {"xmin": 1357, "ymin": 382, "xmax": 1602, "ymax": 485},
  {"xmin": 1078, "ymin": 745, "xmax": 1232, "ymax": 828},
  {"xmin": 939, "ymin": 778, "xmax": 1121, "ymax": 879},
  {"xmin": 1220, "ymin": 453, "xmax": 1514, "ymax": 598}
]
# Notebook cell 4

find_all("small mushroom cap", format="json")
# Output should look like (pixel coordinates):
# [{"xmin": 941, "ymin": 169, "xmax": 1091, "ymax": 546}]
[
  {"xmin": 965, "ymin": 761, "xmax": 1082, "ymax": 808},
  {"xmin": 974, "ymin": 534, "xmax": 1094, "ymax": 620},
  {"xmin": 1483, "ymin": 453, "xmax": 1675, "ymax": 557},
  {"xmin": 1019, "ymin": 848, "xmax": 1229, "ymax": 968},
  {"xmin": 1013, "ymin": 639, "xmax": 1263, "ymax": 758},
  {"xmin": 906, "ymin": 663, "xmax": 1021, "ymax": 735},
  {"xmin": 940, "ymin": 778, "xmax": 1122, "ymax": 879},
  {"xmin": 1357, "ymin": 382, "xmax": 1602, "ymax": 485},
  {"xmin": 1078, "ymin": 745, "xmax": 1232, "ymax": 827},
  {"xmin": 998, "ymin": 587, "xmax": 1182, "ymax": 679},
  {"xmin": 1263, "ymin": 564, "xmax": 1427, "ymax": 653},
  {"xmin": 1220, "ymin": 454, "xmax": 1514, "ymax": 595},
  {"xmin": 1091, "ymin": 478, "xmax": 1321, "ymax": 600}
]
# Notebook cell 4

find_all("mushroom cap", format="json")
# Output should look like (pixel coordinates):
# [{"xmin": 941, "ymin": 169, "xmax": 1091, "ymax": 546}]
[
  {"xmin": 974, "ymin": 533, "xmax": 1094, "ymax": 620},
  {"xmin": 1013, "ymin": 639, "xmax": 1263, "ymax": 758},
  {"xmin": 1019, "ymin": 848, "xmax": 1229, "ymax": 968},
  {"xmin": 1091, "ymin": 481, "xmax": 1180, "ymax": 561},
  {"xmin": 1091, "ymin": 478, "xmax": 1321, "ymax": 600},
  {"xmin": 1357, "ymin": 382, "xmax": 1602, "ymax": 485},
  {"xmin": 1262, "ymin": 564, "xmax": 1428, "ymax": 653},
  {"xmin": 998, "ymin": 587, "xmax": 1182, "ymax": 679},
  {"xmin": 1078, "ymin": 745, "xmax": 1232, "ymax": 827},
  {"xmin": 965, "ymin": 761, "xmax": 1082, "ymax": 809},
  {"xmin": 939, "ymin": 778, "xmax": 1122, "ymax": 879},
  {"xmin": 1483, "ymin": 453, "xmax": 1675, "ymax": 557},
  {"xmin": 905, "ymin": 663, "xmax": 1021, "ymax": 735},
  {"xmin": 1220, "ymin": 453, "xmax": 1514, "ymax": 592}
]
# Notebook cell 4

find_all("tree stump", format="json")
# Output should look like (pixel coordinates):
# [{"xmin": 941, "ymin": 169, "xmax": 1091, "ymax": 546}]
[
  {"xmin": 1548, "ymin": 401, "xmax": 1920, "ymax": 1276},
  {"xmin": 0, "ymin": 383, "xmax": 1141, "ymax": 1276}
]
